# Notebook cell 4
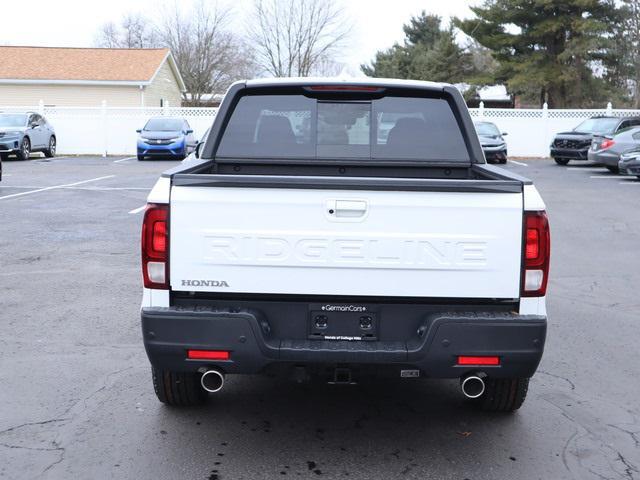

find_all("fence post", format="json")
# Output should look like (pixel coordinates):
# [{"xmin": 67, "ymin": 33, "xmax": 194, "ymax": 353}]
[
  {"xmin": 101, "ymin": 100, "xmax": 108, "ymax": 157},
  {"xmin": 542, "ymin": 103, "xmax": 549, "ymax": 158},
  {"xmin": 606, "ymin": 102, "xmax": 613, "ymax": 115},
  {"xmin": 38, "ymin": 100, "xmax": 44, "ymax": 115},
  {"xmin": 479, "ymin": 101, "xmax": 485, "ymax": 118}
]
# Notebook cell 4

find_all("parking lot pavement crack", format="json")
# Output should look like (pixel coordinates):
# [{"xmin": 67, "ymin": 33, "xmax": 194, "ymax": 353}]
[
  {"xmin": 608, "ymin": 424, "xmax": 640, "ymax": 448},
  {"xmin": 39, "ymin": 443, "xmax": 66, "ymax": 478},
  {"xmin": 616, "ymin": 452, "xmax": 639, "ymax": 480},
  {"xmin": 0, "ymin": 418, "xmax": 68, "ymax": 436},
  {"xmin": 0, "ymin": 441, "xmax": 64, "ymax": 453},
  {"xmin": 538, "ymin": 370, "xmax": 576, "ymax": 390}
]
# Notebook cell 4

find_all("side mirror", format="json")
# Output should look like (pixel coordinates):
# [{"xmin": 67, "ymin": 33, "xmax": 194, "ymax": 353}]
[
  {"xmin": 501, "ymin": 132, "xmax": 508, "ymax": 136},
  {"xmin": 186, "ymin": 129, "xmax": 194, "ymax": 134},
  {"xmin": 30, "ymin": 122, "xmax": 38, "ymax": 128},
  {"xmin": 195, "ymin": 141, "xmax": 204, "ymax": 158},
  {"xmin": 136, "ymin": 129, "xmax": 142, "ymax": 133}
]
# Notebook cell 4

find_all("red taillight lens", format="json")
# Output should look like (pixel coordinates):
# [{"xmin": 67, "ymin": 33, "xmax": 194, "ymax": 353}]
[
  {"xmin": 600, "ymin": 139, "xmax": 615, "ymax": 150},
  {"xmin": 142, "ymin": 203, "xmax": 169, "ymax": 289},
  {"xmin": 457, "ymin": 356, "xmax": 500, "ymax": 366},
  {"xmin": 522, "ymin": 211, "xmax": 550, "ymax": 297},
  {"xmin": 187, "ymin": 350, "xmax": 230, "ymax": 360}
]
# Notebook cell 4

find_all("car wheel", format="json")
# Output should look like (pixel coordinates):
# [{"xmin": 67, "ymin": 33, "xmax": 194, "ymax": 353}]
[
  {"xmin": 472, "ymin": 377, "xmax": 529, "ymax": 412},
  {"xmin": 16, "ymin": 137, "xmax": 31, "ymax": 161},
  {"xmin": 137, "ymin": 154, "xmax": 146, "ymax": 161},
  {"xmin": 554, "ymin": 158, "xmax": 569, "ymax": 166},
  {"xmin": 44, "ymin": 136, "xmax": 56, "ymax": 158},
  {"xmin": 151, "ymin": 367, "xmax": 207, "ymax": 406},
  {"xmin": 501, "ymin": 158, "xmax": 507, "ymax": 164},
  {"xmin": 606, "ymin": 166, "xmax": 619, "ymax": 174}
]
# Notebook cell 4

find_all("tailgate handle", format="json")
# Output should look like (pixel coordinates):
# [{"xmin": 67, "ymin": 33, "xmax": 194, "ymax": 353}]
[{"xmin": 333, "ymin": 200, "xmax": 368, "ymax": 218}]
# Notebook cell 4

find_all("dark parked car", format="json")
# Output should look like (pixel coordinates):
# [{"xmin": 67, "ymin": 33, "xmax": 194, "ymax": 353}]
[
  {"xmin": 474, "ymin": 121, "xmax": 508, "ymax": 164},
  {"xmin": 0, "ymin": 112, "xmax": 56, "ymax": 161},
  {"xmin": 550, "ymin": 116, "xmax": 640, "ymax": 165},
  {"xmin": 618, "ymin": 148, "xmax": 640, "ymax": 179},
  {"xmin": 136, "ymin": 117, "xmax": 197, "ymax": 160},
  {"xmin": 588, "ymin": 126, "xmax": 640, "ymax": 173}
]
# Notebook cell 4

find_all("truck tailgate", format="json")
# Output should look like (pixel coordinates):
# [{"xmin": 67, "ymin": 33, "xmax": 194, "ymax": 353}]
[{"xmin": 169, "ymin": 182, "xmax": 523, "ymax": 299}]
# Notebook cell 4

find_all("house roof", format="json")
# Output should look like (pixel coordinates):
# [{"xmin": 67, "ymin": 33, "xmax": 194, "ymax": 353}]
[{"xmin": 0, "ymin": 46, "xmax": 186, "ymax": 90}]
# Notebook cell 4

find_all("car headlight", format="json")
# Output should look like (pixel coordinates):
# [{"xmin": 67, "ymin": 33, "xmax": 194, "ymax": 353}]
[
  {"xmin": 168, "ymin": 137, "xmax": 182, "ymax": 143},
  {"xmin": 3, "ymin": 130, "xmax": 22, "ymax": 137}
]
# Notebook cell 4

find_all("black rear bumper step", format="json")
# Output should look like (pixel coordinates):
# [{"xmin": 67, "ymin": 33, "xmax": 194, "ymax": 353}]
[{"xmin": 142, "ymin": 307, "xmax": 546, "ymax": 379}]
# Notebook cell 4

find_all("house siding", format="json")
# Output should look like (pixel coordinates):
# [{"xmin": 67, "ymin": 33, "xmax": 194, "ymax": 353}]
[
  {"xmin": 143, "ymin": 61, "xmax": 183, "ymax": 107},
  {"xmin": 0, "ymin": 84, "xmax": 143, "ymax": 107}
]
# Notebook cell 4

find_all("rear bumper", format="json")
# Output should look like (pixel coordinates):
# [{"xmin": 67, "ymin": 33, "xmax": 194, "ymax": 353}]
[
  {"xmin": 142, "ymin": 306, "xmax": 546, "ymax": 379},
  {"xmin": 588, "ymin": 150, "xmax": 618, "ymax": 166}
]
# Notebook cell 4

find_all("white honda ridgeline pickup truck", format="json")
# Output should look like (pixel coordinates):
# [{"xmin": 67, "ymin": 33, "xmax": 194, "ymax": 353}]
[{"xmin": 141, "ymin": 78, "xmax": 550, "ymax": 412}]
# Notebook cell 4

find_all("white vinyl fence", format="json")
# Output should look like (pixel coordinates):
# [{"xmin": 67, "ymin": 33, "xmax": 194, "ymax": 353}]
[
  {"xmin": 0, "ymin": 102, "xmax": 218, "ymax": 156},
  {"xmin": 3, "ymin": 101, "xmax": 640, "ymax": 157},
  {"xmin": 470, "ymin": 103, "xmax": 640, "ymax": 157}
]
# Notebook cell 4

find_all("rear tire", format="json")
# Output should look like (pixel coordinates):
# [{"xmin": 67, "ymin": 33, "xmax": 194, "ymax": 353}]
[
  {"xmin": 151, "ymin": 367, "xmax": 207, "ymax": 406},
  {"xmin": 606, "ymin": 165, "xmax": 619, "ymax": 173},
  {"xmin": 137, "ymin": 154, "xmax": 145, "ymax": 161},
  {"xmin": 475, "ymin": 377, "xmax": 529, "ymax": 412},
  {"xmin": 16, "ymin": 137, "xmax": 30, "ymax": 161},
  {"xmin": 554, "ymin": 158, "xmax": 569, "ymax": 166},
  {"xmin": 44, "ymin": 136, "xmax": 56, "ymax": 158}
]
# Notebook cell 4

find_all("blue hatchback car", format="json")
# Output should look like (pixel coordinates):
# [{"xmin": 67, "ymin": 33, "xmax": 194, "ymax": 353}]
[{"xmin": 136, "ymin": 117, "xmax": 197, "ymax": 160}]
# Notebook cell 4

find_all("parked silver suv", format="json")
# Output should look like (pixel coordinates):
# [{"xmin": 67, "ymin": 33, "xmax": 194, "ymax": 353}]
[{"xmin": 0, "ymin": 112, "xmax": 56, "ymax": 160}]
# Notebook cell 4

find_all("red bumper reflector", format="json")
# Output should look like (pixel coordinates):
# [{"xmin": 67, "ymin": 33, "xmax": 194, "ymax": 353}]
[
  {"xmin": 457, "ymin": 356, "xmax": 500, "ymax": 366},
  {"xmin": 187, "ymin": 350, "xmax": 230, "ymax": 360}
]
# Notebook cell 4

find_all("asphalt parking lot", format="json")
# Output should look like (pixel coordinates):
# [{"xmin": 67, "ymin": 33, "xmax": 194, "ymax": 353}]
[{"xmin": 1, "ymin": 155, "xmax": 639, "ymax": 480}]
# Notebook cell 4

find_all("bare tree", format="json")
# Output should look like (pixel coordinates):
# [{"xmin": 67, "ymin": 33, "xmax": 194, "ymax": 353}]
[
  {"xmin": 95, "ymin": 13, "xmax": 159, "ymax": 48},
  {"xmin": 158, "ymin": 0, "xmax": 254, "ymax": 105},
  {"xmin": 248, "ymin": 0, "xmax": 351, "ymax": 77}
]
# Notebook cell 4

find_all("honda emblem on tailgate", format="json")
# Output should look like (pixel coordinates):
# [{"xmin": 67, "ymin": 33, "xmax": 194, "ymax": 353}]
[{"xmin": 181, "ymin": 279, "xmax": 230, "ymax": 287}]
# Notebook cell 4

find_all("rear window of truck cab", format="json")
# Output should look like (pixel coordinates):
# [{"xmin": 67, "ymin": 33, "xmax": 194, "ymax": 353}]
[{"xmin": 216, "ymin": 92, "xmax": 470, "ymax": 162}]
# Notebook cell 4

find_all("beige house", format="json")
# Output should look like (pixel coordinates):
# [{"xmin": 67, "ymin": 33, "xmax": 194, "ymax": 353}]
[{"xmin": 0, "ymin": 46, "xmax": 186, "ymax": 107}]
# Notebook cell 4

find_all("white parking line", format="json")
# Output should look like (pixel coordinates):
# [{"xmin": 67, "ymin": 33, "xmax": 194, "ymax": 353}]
[
  {"xmin": 567, "ymin": 167, "xmax": 603, "ymax": 172},
  {"xmin": 128, "ymin": 205, "xmax": 147, "ymax": 214},
  {"xmin": 0, "ymin": 175, "xmax": 115, "ymax": 201},
  {"xmin": 589, "ymin": 175, "xmax": 628, "ymax": 179},
  {"xmin": 509, "ymin": 160, "xmax": 528, "ymax": 166},
  {"xmin": 113, "ymin": 156, "xmax": 136, "ymax": 163},
  {"xmin": 619, "ymin": 181, "xmax": 640, "ymax": 185}
]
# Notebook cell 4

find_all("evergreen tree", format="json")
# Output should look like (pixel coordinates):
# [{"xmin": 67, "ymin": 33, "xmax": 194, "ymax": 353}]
[
  {"xmin": 455, "ymin": 0, "xmax": 624, "ymax": 107},
  {"xmin": 362, "ymin": 12, "xmax": 476, "ymax": 84}
]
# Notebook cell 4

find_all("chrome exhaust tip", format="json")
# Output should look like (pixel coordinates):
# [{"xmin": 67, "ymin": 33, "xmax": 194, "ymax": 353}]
[
  {"xmin": 460, "ymin": 373, "xmax": 486, "ymax": 399},
  {"xmin": 200, "ymin": 369, "xmax": 225, "ymax": 393}
]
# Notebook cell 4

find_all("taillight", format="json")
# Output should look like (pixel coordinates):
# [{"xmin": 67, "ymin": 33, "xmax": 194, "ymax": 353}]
[
  {"xmin": 522, "ymin": 211, "xmax": 550, "ymax": 297},
  {"xmin": 600, "ymin": 139, "xmax": 615, "ymax": 150},
  {"xmin": 142, "ymin": 203, "xmax": 169, "ymax": 289}
]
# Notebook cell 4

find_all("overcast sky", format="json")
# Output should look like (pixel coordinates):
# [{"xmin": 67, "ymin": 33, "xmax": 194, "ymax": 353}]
[{"xmin": 2, "ymin": 0, "xmax": 480, "ymax": 69}]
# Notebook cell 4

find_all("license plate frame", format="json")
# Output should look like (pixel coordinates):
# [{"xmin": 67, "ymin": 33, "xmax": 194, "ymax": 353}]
[{"xmin": 308, "ymin": 303, "xmax": 378, "ymax": 341}]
